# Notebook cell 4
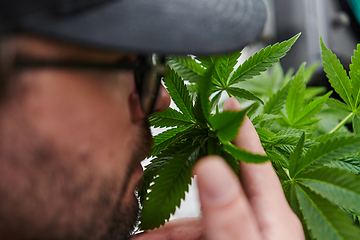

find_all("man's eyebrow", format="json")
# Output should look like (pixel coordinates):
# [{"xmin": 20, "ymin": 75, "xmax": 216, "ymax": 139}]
[
  {"xmin": 113, "ymin": 54, "xmax": 137, "ymax": 63},
  {"xmin": 114, "ymin": 55, "xmax": 131, "ymax": 62}
]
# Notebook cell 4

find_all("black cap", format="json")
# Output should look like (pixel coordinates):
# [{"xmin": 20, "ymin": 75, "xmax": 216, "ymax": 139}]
[{"xmin": 0, "ymin": 0, "xmax": 266, "ymax": 55}]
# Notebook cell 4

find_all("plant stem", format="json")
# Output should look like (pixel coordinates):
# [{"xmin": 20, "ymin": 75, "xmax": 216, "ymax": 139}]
[{"xmin": 329, "ymin": 112, "xmax": 354, "ymax": 134}]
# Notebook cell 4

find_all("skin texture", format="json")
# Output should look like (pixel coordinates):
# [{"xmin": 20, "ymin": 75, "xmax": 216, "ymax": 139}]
[
  {"xmin": 0, "ymin": 35, "xmax": 304, "ymax": 240},
  {"xmin": 0, "ymin": 34, "xmax": 170, "ymax": 240},
  {"xmin": 132, "ymin": 98, "xmax": 305, "ymax": 240}
]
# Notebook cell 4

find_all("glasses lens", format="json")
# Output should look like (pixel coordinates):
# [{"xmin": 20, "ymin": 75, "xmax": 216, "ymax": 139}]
[{"xmin": 135, "ymin": 54, "xmax": 165, "ymax": 115}]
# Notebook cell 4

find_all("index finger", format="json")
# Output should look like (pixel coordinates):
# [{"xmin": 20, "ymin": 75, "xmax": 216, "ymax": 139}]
[
  {"xmin": 223, "ymin": 98, "xmax": 301, "ymax": 237},
  {"xmin": 223, "ymin": 98, "xmax": 283, "ymax": 200}
]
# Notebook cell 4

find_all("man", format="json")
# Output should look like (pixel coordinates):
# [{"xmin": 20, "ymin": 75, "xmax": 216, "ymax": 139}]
[{"xmin": 0, "ymin": 0, "xmax": 305, "ymax": 239}]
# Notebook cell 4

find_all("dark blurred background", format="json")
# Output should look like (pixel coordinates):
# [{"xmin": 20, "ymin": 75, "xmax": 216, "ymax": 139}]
[{"xmin": 262, "ymin": 0, "xmax": 360, "ymax": 87}]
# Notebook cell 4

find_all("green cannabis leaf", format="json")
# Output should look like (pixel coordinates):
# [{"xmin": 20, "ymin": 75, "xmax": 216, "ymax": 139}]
[
  {"xmin": 229, "ymin": 33, "xmax": 300, "ymax": 85},
  {"xmin": 139, "ymin": 34, "xmax": 299, "ymax": 230},
  {"xmin": 139, "ymin": 34, "xmax": 360, "ymax": 239},
  {"xmin": 321, "ymin": 39, "xmax": 360, "ymax": 134}
]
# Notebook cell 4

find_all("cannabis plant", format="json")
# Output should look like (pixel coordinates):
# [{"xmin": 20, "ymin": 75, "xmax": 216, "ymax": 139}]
[{"xmin": 139, "ymin": 34, "xmax": 360, "ymax": 240}]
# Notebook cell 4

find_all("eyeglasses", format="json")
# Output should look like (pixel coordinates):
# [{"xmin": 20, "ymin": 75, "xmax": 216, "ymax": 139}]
[{"xmin": 14, "ymin": 53, "xmax": 167, "ymax": 115}]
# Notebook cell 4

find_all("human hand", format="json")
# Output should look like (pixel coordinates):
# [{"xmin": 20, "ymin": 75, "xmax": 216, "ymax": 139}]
[{"xmin": 132, "ymin": 98, "xmax": 305, "ymax": 240}]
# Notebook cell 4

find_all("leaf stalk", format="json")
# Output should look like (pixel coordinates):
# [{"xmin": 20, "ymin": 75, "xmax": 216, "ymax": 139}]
[{"xmin": 329, "ymin": 112, "xmax": 354, "ymax": 133}]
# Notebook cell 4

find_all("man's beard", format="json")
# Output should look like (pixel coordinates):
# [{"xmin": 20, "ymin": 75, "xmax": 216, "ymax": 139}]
[
  {"xmin": 0, "ymin": 111, "xmax": 153, "ymax": 240},
  {"xmin": 100, "ymin": 120, "xmax": 153, "ymax": 240}
]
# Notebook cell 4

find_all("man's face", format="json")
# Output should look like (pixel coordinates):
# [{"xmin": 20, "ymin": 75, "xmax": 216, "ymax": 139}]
[{"xmin": 0, "ymin": 35, "xmax": 170, "ymax": 239}]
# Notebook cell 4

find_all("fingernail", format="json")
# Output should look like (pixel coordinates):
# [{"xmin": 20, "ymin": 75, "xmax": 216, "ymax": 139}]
[
  {"xmin": 223, "ymin": 98, "xmax": 242, "ymax": 111},
  {"xmin": 195, "ymin": 157, "xmax": 239, "ymax": 207}
]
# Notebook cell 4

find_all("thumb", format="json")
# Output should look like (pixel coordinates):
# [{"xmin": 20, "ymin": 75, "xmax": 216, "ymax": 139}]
[{"xmin": 194, "ymin": 156, "xmax": 262, "ymax": 240}]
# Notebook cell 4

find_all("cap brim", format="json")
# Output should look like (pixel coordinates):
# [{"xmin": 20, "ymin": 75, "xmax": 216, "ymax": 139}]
[{"xmin": 20, "ymin": 0, "xmax": 266, "ymax": 55}]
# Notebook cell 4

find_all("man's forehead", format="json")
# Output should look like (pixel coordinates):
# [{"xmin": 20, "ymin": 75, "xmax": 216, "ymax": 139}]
[{"xmin": 15, "ymin": 34, "xmax": 131, "ymax": 61}]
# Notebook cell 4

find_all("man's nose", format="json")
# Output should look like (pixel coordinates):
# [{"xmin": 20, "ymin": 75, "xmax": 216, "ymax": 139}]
[{"xmin": 151, "ymin": 84, "xmax": 170, "ymax": 114}]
